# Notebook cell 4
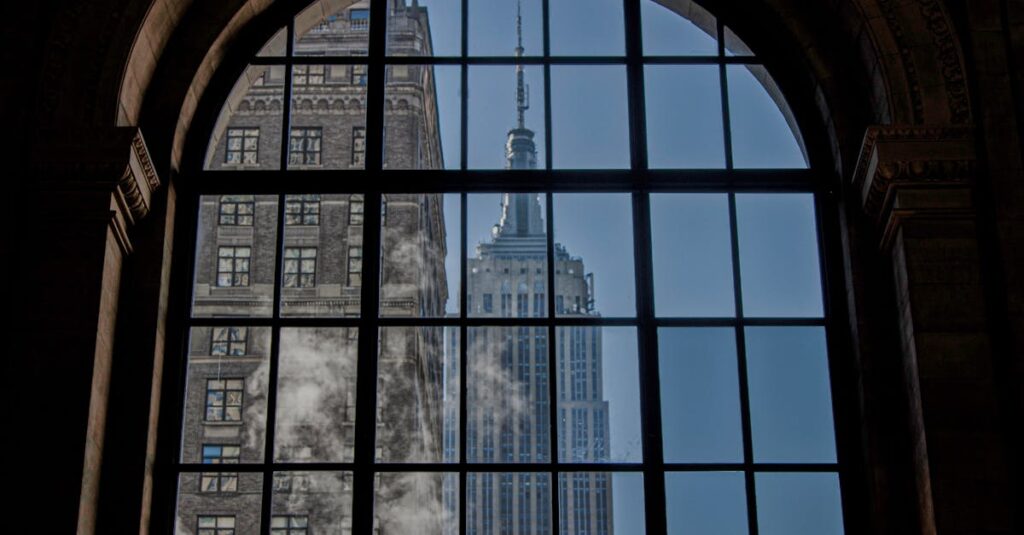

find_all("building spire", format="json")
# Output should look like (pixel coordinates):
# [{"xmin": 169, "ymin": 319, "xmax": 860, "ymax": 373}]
[{"xmin": 514, "ymin": 0, "xmax": 529, "ymax": 130}]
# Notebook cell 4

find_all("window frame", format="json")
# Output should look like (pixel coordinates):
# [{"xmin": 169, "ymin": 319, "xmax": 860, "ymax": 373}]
[
  {"xmin": 166, "ymin": 2, "xmax": 856, "ymax": 535},
  {"xmin": 224, "ymin": 127, "xmax": 259, "ymax": 165}
]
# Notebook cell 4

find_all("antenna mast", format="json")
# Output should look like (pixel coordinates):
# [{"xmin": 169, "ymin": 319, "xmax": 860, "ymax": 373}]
[{"xmin": 515, "ymin": 0, "xmax": 529, "ymax": 129}]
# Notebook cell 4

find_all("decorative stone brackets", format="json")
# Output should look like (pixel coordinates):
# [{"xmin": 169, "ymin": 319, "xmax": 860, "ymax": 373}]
[
  {"xmin": 852, "ymin": 125, "xmax": 975, "ymax": 248},
  {"xmin": 32, "ymin": 127, "xmax": 160, "ymax": 253}
]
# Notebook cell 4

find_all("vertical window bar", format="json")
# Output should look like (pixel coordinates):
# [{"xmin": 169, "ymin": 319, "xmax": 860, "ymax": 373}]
[
  {"xmin": 728, "ymin": 192, "xmax": 759, "ymax": 535},
  {"xmin": 718, "ymin": 19, "xmax": 735, "ymax": 171},
  {"xmin": 460, "ymin": 0, "xmax": 468, "ymax": 169},
  {"xmin": 351, "ymin": 2, "xmax": 388, "ymax": 534},
  {"xmin": 260, "ymin": 19, "xmax": 294, "ymax": 535},
  {"xmin": 544, "ymin": 190, "xmax": 559, "ymax": 533},
  {"xmin": 459, "ymin": 192, "xmax": 468, "ymax": 535},
  {"xmin": 542, "ymin": 0, "xmax": 553, "ymax": 171},
  {"xmin": 624, "ymin": 0, "xmax": 648, "ymax": 172},
  {"xmin": 633, "ymin": 191, "xmax": 666, "ymax": 535}
]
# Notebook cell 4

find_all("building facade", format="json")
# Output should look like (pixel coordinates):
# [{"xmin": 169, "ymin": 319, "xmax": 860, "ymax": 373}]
[{"xmin": 180, "ymin": 1, "xmax": 451, "ymax": 533}]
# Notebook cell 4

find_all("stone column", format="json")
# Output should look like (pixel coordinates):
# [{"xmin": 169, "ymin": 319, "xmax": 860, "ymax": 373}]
[
  {"xmin": 9, "ymin": 127, "xmax": 159, "ymax": 534},
  {"xmin": 853, "ymin": 126, "xmax": 1014, "ymax": 535}
]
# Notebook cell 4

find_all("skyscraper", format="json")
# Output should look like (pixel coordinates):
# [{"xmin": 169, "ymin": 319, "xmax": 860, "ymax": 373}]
[{"xmin": 451, "ymin": 4, "xmax": 614, "ymax": 533}]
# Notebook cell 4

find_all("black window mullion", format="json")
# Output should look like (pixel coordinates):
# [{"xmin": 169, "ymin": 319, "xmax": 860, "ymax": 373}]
[
  {"xmin": 544, "ymin": 189, "xmax": 560, "ymax": 533},
  {"xmin": 258, "ymin": 199, "xmax": 289, "ymax": 534},
  {"xmin": 728, "ymin": 192, "xmax": 759, "ymax": 535},
  {"xmin": 624, "ymin": 0, "xmax": 648, "ymax": 173},
  {"xmin": 632, "ymin": 190, "xmax": 667, "ymax": 535},
  {"xmin": 350, "ymin": 2, "xmax": 388, "ymax": 534},
  {"xmin": 718, "ymin": 19, "xmax": 735, "ymax": 171},
  {"xmin": 458, "ymin": 191, "xmax": 468, "ymax": 535}
]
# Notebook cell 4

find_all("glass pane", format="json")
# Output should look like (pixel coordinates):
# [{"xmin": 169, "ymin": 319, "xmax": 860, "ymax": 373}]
[
  {"xmin": 557, "ymin": 327, "xmax": 642, "ymax": 463},
  {"xmin": 665, "ymin": 472, "xmax": 748, "ymax": 535},
  {"xmin": 467, "ymin": 193, "xmax": 549, "ymax": 318},
  {"xmin": 280, "ymin": 194, "xmax": 363, "ymax": 317},
  {"xmin": 756, "ymin": 473, "xmax": 844, "ymax": 535},
  {"xmin": 736, "ymin": 194, "xmax": 823, "ymax": 317},
  {"xmin": 724, "ymin": 26, "xmax": 754, "ymax": 56},
  {"xmin": 468, "ymin": 0, "xmax": 542, "ymax": 56},
  {"xmin": 659, "ymin": 328, "xmax": 743, "ymax": 463},
  {"xmin": 288, "ymin": 65, "xmax": 367, "ymax": 170},
  {"xmin": 257, "ymin": 27, "xmax": 287, "ymax": 57},
  {"xmin": 557, "ymin": 473, "xmax": 644, "ymax": 535},
  {"xmin": 384, "ymin": 65, "xmax": 461, "ymax": 169},
  {"xmin": 651, "ymin": 194, "xmax": 735, "ymax": 317},
  {"xmin": 645, "ymin": 66, "xmax": 726, "ymax": 169},
  {"xmin": 641, "ymin": 0, "xmax": 718, "ymax": 56},
  {"xmin": 272, "ymin": 472, "xmax": 352, "ymax": 534},
  {"xmin": 388, "ymin": 0, "xmax": 462, "ymax": 57},
  {"xmin": 377, "ymin": 327, "xmax": 459, "ymax": 462},
  {"xmin": 468, "ymin": 66, "xmax": 546, "ymax": 169},
  {"xmin": 746, "ymin": 327, "xmax": 836, "ymax": 463},
  {"xmin": 293, "ymin": 0, "xmax": 369, "ymax": 55},
  {"xmin": 181, "ymin": 327, "xmax": 270, "ymax": 463},
  {"xmin": 467, "ymin": 327, "xmax": 550, "ymax": 463},
  {"xmin": 176, "ymin": 474, "xmax": 262, "ymax": 534},
  {"xmin": 375, "ymin": 473, "xmax": 458, "ymax": 533},
  {"xmin": 381, "ymin": 194, "xmax": 461, "ymax": 317},
  {"xmin": 554, "ymin": 194, "xmax": 635, "ymax": 317},
  {"xmin": 727, "ymin": 65, "xmax": 807, "ymax": 168},
  {"xmin": 191, "ymin": 195, "xmax": 278, "ymax": 318},
  {"xmin": 551, "ymin": 66, "xmax": 630, "ymax": 169},
  {"xmin": 467, "ymin": 472, "xmax": 551, "ymax": 534},
  {"xmin": 550, "ymin": 0, "xmax": 624, "ymax": 56},
  {"xmin": 204, "ymin": 65, "xmax": 284, "ymax": 170},
  {"xmin": 275, "ymin": 328, "xmax": 359, "ymax": 462}
]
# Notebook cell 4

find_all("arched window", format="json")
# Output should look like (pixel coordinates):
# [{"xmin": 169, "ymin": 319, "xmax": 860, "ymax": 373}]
[{"xmin": 173, "ymin": 1, "xmax": 846, "ymax": 533}]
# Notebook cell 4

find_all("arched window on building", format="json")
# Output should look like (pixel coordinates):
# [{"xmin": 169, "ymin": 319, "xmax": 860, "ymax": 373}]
[{"xmin": 171, "ymin": 1, "xmax": 847, "ymax": 533}]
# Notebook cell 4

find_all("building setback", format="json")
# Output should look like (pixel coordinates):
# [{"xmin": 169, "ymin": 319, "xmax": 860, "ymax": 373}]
[{"xmin": 447, "ymin": 4, "xmax": 614, "ymax": 532}]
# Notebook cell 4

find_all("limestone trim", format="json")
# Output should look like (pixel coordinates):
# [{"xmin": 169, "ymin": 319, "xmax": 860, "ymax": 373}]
[{"xmin": 852, "ymin": 125, "xmax": 976, "ymax": 248}]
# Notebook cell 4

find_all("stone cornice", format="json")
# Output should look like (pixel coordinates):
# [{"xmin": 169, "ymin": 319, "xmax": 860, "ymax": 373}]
[
  {"xmin": 852, "ymin": 125, "xmax": 974, "ymax": 218},
  {"xmin": 853, "ymin": 125, "xmax": 977, "ymax": 249},
  {"xmin": 32, "ymin": 126, "xmax": 161, "ymax": 255},
  {"xmin": 33, "ymin": 126, "xmax": 161, "ymax": 223}
]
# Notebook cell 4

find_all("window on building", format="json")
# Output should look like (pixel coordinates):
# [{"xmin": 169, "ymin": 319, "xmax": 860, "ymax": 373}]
[
  {"xmin": 283, "ymin": 247, "xmax": 317, "ymax": 288},
  {"xmin": 211, "ymin": 326, "xmax": 247, "ymax": 356},
  {"xmin": 197, "ymin": 515, "xmax": 235, "ymax": 535},
  {"xmin": 204, "ymin": 378, "xmax": 244, "ymax": 422},
  {"xmin": 285, "ymin": 194, "xmax": 321, "ymax": 225},
  {"xmin": 200, "ymin": 445, "xmax": 240, "ymax": 492},
  {"xmin": 349, "ymin": 194, "xmax": 364, "ymax": 225},
  {"xmin": 289, "ymin": 127, "xmax": 322, "ymax": 166},
  {"xmin": 216, "ymin": 246, "xmax": 250, "ymax": 287},
  {"xmin": 225, "ymin": 128, "xmax": 258, "ymax": 164},
  {"xmin": 271, "ymin": 515, "xmax": 309, "ymax": 535},
  {"xmin": 347, "ymin": 246, "xmax": 362, "ymax": 287},
  {"xmin": 352, "ymin": 126, "xmax": 366, "ymax": 167},
  {"xmin": 218, "ymin": 195, "xmax": 254, "ymax": 226},
  {"xmin": 293, "ymin": 64, "xmax": 325, "ymax": 85},
  {"xmin": 180, "ymin": 2, "xmax": 844, "ymax": 534}
]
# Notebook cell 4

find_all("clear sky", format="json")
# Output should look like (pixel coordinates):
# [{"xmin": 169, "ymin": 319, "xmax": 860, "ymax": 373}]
[{"xmin": 398, "ymin": 1, "xmax": 830, "ymax": 531}]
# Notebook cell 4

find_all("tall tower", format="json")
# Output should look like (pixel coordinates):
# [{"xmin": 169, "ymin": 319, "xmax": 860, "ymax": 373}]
[{"xmin": 455, "ymin": 3, "xmax": 614, "ymax": 533}]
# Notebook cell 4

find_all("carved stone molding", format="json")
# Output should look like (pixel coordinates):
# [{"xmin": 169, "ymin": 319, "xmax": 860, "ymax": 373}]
[
  {"xmin": 873, "ymin": 0, "xmax": 971, "ymax": 124},
  {"xmin": 852, "ymin": 125, "xmax": 976, "ymax": 247}
]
